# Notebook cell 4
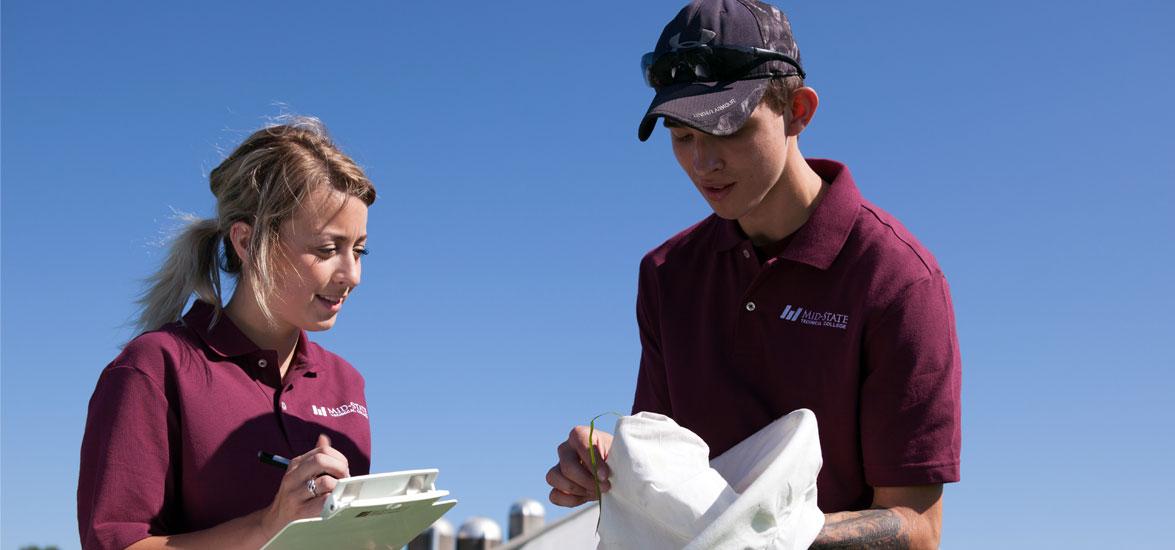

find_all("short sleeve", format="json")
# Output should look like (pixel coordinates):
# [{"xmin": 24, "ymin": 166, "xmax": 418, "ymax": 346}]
[
  {"xmin": 632, "ymin": 255, "xmax": 672, "ymax": 416},
  {"xmin": 77, "ymin": 365, "xmax": 177, "ymax": 550},
  {"xmin": 860, "ymin": 274, "xmax": 962, "ymax": 487}
]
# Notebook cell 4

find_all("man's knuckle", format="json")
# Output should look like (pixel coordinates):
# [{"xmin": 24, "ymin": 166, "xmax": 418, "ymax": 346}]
[{"xmin": 558, "ymin": 461, "xmax": 580, "ymax": 479}]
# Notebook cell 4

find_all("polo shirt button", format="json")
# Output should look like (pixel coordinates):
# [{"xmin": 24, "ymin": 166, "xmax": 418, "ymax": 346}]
[
  {"xmin": 745, "ymin": 302, "xmax": 756, "ymax": 312},
  {"xmin": 742, "ymin": 249, "xmax": 751, "ymax": 259},
  {"xmin": 257, "ymin": 359, "xmax": 268, "ymax": 368},
  {"xmin": 280, "ymin": 401, "xmax": 287, "ymax": 411}
]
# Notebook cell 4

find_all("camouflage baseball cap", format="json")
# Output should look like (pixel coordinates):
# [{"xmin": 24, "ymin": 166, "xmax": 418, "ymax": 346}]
[{"xmin": 638, "ymin": 0, "xmax": 804, "ymax": 142}]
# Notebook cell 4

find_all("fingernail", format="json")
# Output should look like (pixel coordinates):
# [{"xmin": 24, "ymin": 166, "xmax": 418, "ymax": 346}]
[{"xmin": 596, "ymin": 467, "xmax": 608, "ymax": 480}]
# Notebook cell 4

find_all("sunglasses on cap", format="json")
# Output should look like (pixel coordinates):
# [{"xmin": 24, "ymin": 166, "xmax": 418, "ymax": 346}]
[{"xmin": 641, "ymin": 45, "xmax": 805, "ymax": 88}]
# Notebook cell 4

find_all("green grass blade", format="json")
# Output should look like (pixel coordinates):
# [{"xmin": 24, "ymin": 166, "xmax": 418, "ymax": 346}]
[{"xmin": 588, "ymin": 411, "xmax": 622, "ymax": 532}]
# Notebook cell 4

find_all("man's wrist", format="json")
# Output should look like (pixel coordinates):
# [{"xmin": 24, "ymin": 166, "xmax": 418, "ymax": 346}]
[{"xmin": 810, "ymin": 508, "xmax": 913, "ymax": 550}]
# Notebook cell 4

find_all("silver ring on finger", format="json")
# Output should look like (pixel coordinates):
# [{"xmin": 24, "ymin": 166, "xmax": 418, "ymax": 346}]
[{"xmin": 307, "ymin": 478, "xmax": 318, "ymax": 498}]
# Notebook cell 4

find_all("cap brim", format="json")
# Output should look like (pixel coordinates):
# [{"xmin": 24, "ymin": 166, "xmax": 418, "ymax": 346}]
[{"xmin": 638, "ymin": 78, "xmax": 771, "ymax": 142}]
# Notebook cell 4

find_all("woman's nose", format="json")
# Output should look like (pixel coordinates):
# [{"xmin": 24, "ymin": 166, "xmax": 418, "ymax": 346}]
[{"xmin": 337, "ymin": 253, "xmax": 361, "ymax": 288}]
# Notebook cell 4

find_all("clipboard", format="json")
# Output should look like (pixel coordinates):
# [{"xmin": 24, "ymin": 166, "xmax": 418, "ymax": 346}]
[{"xmin": 261, "ymin": 469, "xmax": 457, "ymax": 550}]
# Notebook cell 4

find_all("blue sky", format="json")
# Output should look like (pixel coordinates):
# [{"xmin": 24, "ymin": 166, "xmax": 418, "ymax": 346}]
[{"xmin": 3, "ymin": 1, "xmax": 1172, "ymax": 548}]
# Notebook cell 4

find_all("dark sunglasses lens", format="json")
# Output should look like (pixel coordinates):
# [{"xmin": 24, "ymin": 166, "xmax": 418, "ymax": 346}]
[
  {"xmin": 646, "ymin": 50, "xmax": 709, "ymax": 87},
  {"xmin": 645, "ymin": 53, "xmax": 676, "ymax": 87},
  {"xmin": 641, "ymin": 52, "xmax": 657, "ymax": 86},
  {"xmin": 643, "ymin": 48, "xmax": 764, "ymax": 87}
]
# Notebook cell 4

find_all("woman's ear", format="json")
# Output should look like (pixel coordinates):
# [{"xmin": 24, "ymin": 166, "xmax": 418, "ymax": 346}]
[
  {"xmin": 228, "ymin": 221, "xmax": 252, "ymax": 267},
  {"xmin": 786, "ymin": 86, "xmax": 819, "ymax": 137}
]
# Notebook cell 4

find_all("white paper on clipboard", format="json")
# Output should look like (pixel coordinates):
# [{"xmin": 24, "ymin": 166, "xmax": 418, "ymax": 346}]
[{"xmin": 261, "ymin": 469, "xmax": 457, "ymax": 550}]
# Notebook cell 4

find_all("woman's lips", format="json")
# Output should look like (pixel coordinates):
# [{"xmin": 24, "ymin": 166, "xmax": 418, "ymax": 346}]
[
  {"xmin": 316, "ymin": 295, "xmax": 344, "ymax": 312},
  {"xmin": 702, "ymin": 182, "xmax": 735, "ymax": 201}
]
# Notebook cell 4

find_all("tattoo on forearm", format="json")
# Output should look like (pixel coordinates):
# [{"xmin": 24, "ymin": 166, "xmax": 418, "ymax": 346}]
[{"xmin": 809, "ymin": 509, "xmax": 911, "ymax": 549}]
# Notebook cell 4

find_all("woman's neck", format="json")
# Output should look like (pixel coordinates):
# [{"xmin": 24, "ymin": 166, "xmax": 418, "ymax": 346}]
[{"xmin": 223, "ymin": 287, "xmax": 299, "ymax": 381}]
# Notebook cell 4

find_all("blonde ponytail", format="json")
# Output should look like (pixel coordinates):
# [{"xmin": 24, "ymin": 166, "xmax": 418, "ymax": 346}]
[{"xmin": 134, "ymin": 215, "xmax": 224, "ymax": 334}]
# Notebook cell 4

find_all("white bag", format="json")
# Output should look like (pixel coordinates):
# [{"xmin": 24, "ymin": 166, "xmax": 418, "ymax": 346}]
[{"xmin": 597, "ymin": 410, "xmax": 823, "ymax": 550}]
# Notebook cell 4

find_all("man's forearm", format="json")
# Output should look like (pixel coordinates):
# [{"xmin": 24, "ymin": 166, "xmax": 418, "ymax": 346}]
[{"xmin": 809, "ymin": 509, "xmax": 912, "ymax": 549}]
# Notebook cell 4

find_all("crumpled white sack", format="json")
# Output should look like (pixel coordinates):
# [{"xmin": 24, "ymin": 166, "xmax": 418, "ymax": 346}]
[{"xmin": 597, "ymin": 410, "xmax": 823, "ymax": 550}]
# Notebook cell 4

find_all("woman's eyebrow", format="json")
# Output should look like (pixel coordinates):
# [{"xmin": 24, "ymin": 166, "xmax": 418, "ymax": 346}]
[{"xmin": 319, "ymin": 232, "xmax": 367, "ymax": 242}]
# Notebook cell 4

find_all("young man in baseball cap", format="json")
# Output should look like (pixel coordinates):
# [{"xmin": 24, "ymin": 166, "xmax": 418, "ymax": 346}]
[{"xmin": 546, "ymin": 0, "xmax": 961, "ymax": 548}]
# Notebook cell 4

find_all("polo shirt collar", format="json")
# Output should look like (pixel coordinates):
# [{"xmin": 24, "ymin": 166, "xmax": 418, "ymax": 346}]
[
  {"xmin": 182, "ymin": 300, "xmax": 314, "ymax": 368},
  {"xmin": 712, "ymin": 158, "xmax": 861, "ymax": 270}
]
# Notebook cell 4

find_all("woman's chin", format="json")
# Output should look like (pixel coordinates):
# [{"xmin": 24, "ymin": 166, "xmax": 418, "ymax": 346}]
[{"xmin": 303, "ymin": 315, "xmax": 339, "ymax": 332}]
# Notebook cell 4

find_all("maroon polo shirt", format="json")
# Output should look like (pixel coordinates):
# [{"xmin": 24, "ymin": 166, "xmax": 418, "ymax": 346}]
[
  {"xmin": 78, "ymin": 300, "xmax": 371, "ymax": 550},
  {"xmin": 632, "ymin": 159, "xmax": 961, "ymax": 513}
]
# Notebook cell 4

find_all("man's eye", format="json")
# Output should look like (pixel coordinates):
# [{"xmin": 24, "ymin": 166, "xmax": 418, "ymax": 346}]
[{"xmin": 671, "ymin": 133, "xmax": 692, "ymax": 143}]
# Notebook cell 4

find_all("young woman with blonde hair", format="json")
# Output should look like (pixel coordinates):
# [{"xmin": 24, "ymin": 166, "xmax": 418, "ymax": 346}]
[{"xmin": 78, "ymin": 117, "xmax": 378, "ymax": 549}]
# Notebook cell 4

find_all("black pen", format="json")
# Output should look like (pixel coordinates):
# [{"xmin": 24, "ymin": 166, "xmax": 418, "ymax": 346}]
[{"xmin": 258, "ymin": 451, "xmax": 291, "ymax": 470}]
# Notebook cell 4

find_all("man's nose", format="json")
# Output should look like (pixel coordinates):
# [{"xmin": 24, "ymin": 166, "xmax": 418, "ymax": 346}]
[{"xmin": 691, "ymin": 139, "xmax": 724, "ymax": 174}]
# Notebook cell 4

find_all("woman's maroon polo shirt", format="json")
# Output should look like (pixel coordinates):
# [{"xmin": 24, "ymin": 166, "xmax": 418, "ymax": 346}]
[
  {"xmin": 632, "ymin": 159, "xmax": 961, "ymax": 513},
  {"xmin": 77, "ymin": 300, "xmax": 371, "ymax": 550}
]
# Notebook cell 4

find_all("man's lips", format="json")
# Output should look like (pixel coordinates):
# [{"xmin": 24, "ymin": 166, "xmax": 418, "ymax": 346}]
[{"xmin": 701, "ymin": 181, "xmax": 735, "ymax": 201}]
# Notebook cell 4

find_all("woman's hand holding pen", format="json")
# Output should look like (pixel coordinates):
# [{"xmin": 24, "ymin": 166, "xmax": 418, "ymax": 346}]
[{"xmin": 260, "ymin": 434, "xmax": 350, "ymax": 538}]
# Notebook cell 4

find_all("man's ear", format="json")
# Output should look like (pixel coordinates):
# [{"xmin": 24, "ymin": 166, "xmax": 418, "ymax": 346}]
[
  {"xmin": 228, "ymin": 221, "xmax": 252, "ymax": 267},
  {"xmin": 786, "ymin": 87, "xmax": 819, "ymax": 137}
]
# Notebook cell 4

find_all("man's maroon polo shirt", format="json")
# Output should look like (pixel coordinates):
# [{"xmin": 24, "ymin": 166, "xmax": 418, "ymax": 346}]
[
  {"xmin": 632, "ymin": 159, "xmax": 961, "ymax": 513},
  {"xmin": 78, "ymin": 300, "xmax": 371, "ymax": 550}
]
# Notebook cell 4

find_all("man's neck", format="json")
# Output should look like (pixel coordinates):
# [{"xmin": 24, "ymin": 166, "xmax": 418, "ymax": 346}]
[{"xmin": 737, "ymin": 150, "xmax": 827, "ymax": 246}]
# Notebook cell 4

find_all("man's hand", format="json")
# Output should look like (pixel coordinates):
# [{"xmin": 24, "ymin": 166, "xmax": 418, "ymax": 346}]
[
  {"xmin": 545, "ymin": 426, "xmax": 614, "ymax": 507},
  {"xmin": 810, "ymin": 484, "xmax": 943, "ymax": 550}
]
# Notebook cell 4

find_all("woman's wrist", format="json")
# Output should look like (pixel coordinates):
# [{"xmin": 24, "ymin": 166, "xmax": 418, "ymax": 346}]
[{"xmin": 256, "ymin": 505, "xmax": 282, "ymax": 543}]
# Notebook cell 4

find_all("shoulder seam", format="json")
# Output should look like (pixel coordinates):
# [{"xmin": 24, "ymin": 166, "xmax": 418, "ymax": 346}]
[
  {"xmin": 859, "ymin": 203, "xmax": 935, "ymax": 276},
  {"xmin": 115, "ymin": 327, "xmax": 196, "ymax": 394},
  {"xmin": 103, "ymin": 362, "xmax": 168, "ymax": 397}
]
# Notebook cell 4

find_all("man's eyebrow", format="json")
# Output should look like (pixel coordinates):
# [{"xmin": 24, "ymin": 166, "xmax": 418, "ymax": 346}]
[{"xmin": 663, "ymin": 119, "xmax": 683, "ymax": 129}]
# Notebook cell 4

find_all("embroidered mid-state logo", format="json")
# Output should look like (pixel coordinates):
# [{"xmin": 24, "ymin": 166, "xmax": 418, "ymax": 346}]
[
  {"xmin": 781, "ymin": 305, "xmax": 850, "ymax": 330},
  {"xmin": 310, "ymin": 401, "xmax": 369, "ymax": 419}
]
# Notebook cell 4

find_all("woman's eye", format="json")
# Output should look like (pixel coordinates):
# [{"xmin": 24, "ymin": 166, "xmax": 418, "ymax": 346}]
[{"xmin": 316, "ymin": 247, "xmax": 367, "ymax": 259}]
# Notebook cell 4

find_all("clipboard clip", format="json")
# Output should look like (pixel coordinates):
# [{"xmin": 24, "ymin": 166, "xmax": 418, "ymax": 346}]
[{"xmin": 322, "ymin": 469, "xmax": 441, "ymax": 520}]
